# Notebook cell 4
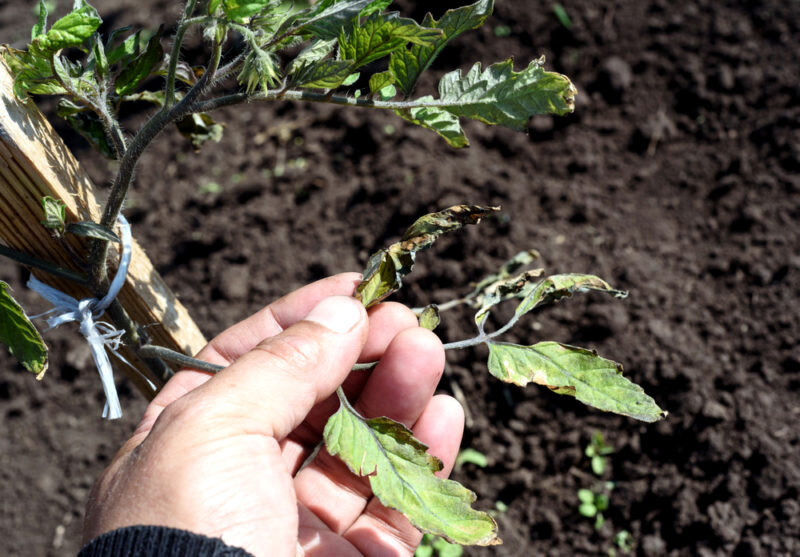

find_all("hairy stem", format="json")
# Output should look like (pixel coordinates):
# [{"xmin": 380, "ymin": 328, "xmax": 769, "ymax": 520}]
[
  {"xmin": 0, "ymin": 244, "xmax": 87, "ymax": 284},
  {"xmin": 88, "ymin": 41, "xmax": 221, "ymax": 290},
  {"xmin": 165, "ymin": 0, "xmax": 200, "ymax": 108}
]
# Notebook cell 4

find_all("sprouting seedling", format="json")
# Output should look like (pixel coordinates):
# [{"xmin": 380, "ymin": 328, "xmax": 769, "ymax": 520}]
[
  {"xmin": 586, "ymin": 431, "xmax": 614, "ymax": 476},
  {"xmin": 415, "ymin": 534, "xmax": 464, "ymax": 557},
  {"xmin": 613, "ymin": 530, "xmax": 634, "ymax": 554},
  {"xmin": 454, "ymin": 447, "xmax": 489, "ymax": 471},
  {"xmin": 578, "ymin": 482, "xmax": 614, "ymax": 530}
]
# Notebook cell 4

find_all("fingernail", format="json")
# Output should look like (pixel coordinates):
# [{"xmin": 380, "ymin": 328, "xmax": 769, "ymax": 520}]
[{"xmin": 305, "ymin": 296, "xmax": 363, "ymax": 334}]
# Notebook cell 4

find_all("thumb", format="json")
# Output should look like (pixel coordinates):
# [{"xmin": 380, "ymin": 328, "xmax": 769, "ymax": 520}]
[{"xmin": 181, "ymin": 295, "xmax": 368, "ymax": 440}]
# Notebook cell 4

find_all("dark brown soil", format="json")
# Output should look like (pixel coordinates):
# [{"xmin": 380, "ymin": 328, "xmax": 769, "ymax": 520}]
[{"xmin": 1, "ymin": 1, "xmax": 799, "ymax": 555}]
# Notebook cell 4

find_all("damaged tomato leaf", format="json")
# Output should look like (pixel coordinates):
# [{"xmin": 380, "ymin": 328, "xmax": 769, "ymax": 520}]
[
  {"xmin": 514, "ymin": 273, "xmax": 627, "ymax": 319},
  {"xmin": 418, "ymin": 304, "xmax": 440, "ymax": 330},
  {"xmin": 355, "ymin": 205, "xmax": 499, "ymax": 308},
  {"xmin": 324, "ymin": 388, "xmax": 501, "ymax": 546},
  {"xmin": 474, "ymin": 268, "xmax": 544, "ymax": 330},
  {"xmin": 487, "ymin": 341, "xmax": 666, "ymax": 422},
  {"xmin": 0, "ymin": 281, "xmax": 48, "ymax": 379}
]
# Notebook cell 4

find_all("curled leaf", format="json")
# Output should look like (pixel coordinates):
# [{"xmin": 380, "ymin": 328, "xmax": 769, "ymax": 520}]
[
  {"xmin": 324, "ymin": 392, "xmax": 500, "ymax": 545},
  {"xmin": 514, "ymin": 273, "xmax": 627, "ymax": 320},
  {"xmin": 175, "ymin": 112, "xmax": 225, "ymax": 150},
  {"xmin": 0, "ymin": 282, "xmax": 48, "ymax": 379},
  {"xmin": 474, "ymin": 268, "xmax": 544, "ymax": 329},
  {"xmin": 40, "ymin": 196, "xmax": 66, "ymax": 232},
  {"xmin": 487, "ymin": 341, "xmax": 666, "ymax": 422},
  {"xmin": 355, "ymin": 205, "xmax": 499, "ymax": 308},
  {"xmin": 418, "ymin": 304, "xmax": 440, "ymax": 331},
  {"xmin": 67, "ymin": 221, "xmax": 120, "ymax": 242}
]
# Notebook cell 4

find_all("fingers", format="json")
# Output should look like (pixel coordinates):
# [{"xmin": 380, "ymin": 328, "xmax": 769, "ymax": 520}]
[
  {"xmin": 134, "ymin": 275, "xmax": 417, "ymax": 443},
  {"xmin": 168, "ymin": 295, "xmax": 369, "ymax": 441},
  {"xmin": 293, "ymin": 327, "xmax": 447, "ymax": 532}
]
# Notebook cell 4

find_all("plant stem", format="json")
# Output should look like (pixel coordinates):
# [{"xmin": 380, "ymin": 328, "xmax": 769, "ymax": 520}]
[
  {"xmin": 88, "ymin": 43, "xmax": 221, "ymax": 291},
  {"xmin": 165, "ymin": 0, "xmax": 200, "ymax": 108},
  {"xmin": 138, "ymin": 344, "xmax": 224, "ymax": 373},
  {"xmin": 0, "ymin": 244, "xmax": 87, "ymax": 284},
  {"xmin": 191, "ymin": 88, "xmax": 484, "ymax": 114}
]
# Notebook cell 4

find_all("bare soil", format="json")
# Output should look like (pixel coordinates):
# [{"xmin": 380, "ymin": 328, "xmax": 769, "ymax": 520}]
[{"xmin": 1, "ymin": 0, "xmax": 798, "ymax": 555}]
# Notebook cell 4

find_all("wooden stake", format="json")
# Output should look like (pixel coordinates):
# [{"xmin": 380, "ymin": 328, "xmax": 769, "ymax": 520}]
[{"xmin": 0, "ymin": 55, "xmax": 206, "ymax": 400}]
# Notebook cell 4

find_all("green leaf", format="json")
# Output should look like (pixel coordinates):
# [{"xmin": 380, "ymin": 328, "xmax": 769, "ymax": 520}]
[
  {"xmin": 2, "ymin": 46, "xmax": 66, "ymax": 98},
  {"xmin": 395, "ymin": 103, "xmax": 469, "ymax": 148},
  {"xmin": 175, "ymin": 113, "xmax": 224, "ymax": 150},
  {"xmin": 552, "ymin": 3, "xmax": 572, "ymax": 30},
  {"xmin": 455, "ymin": 448, "xmax": 488, "ymax": 469},
  {"xmin": 56, "ymin": 100, "xmax": 116, "ymax": 158},
  {"xmin": 389, "ymin": 0, "xmax": 493, "ymax": 97},
  {"xmin": 114, "ymin": 27, "xmax": 164, "ymax": 95},
  {"xmin": 369, "ymin": 70, "xmax": 394, "ymax": 94},
  {"xmin": 418, "ymin": 305, "xmax": 440, "ymax": 331},
  {"xmin": 377, "ymin": 83, "xmax": 396, "ymax": 100},
  {"xmin": 0, "ymin": 282, "xmax": 48, "ymax": 379},
  {"xmin": 433, "ymin": 58, "xmax": 577, "ymax": 131},
  {"xmin": 32, "ymin": 0, "xmax": 48, "ymax": 41},
  {"xmin": 66, "ymin": 221, "xmax": 120, "ymax": 242},
  {"xmin": 301, "ymin": 0, "xmax": 376, "ymax": 40},
  {"xmin": 577, "ymin": 489, "xmax": 595, "ymax": 504},
  {"xmin": 513, "ymin": 273, "xmax": 627, "ymax": 320},
  {"xmin": 222, "ymin": 0, "xmax": 271, "ymax": 22},
  {"xmin": 30, "ymin": 2, "xmax": 102, "ymax": 57},
  {"xmin": 286, "ymin": 38, "xmax": 336, "ymax": 76},
  {"xmin": 355, "ymin": 205, "xmax": 499, "ymax": 308},
  {"xmin": 291, "ymin": 59, "xmax": 353, "ymax": 89},
  {"xmin": 106, "ymin": 28, "xmax": 146, "ymax": 66},
  {"xmin": 341, "ymin": 71, "xmax": 360, "ymax": 86},
  {"xmin": 40, "ymin": 196, "xmax": 66, "ymax": 231},
  {"xmin": 339, "ymin": 12, "xmax": 443, "ymax": 69},
  {"xmin": 91, "ymin": 35, "xmax": 108, "ymax": 79},
  {"xmin": 486, "ymin": 342, "xmax": 666, "ymax": 422},
  {"xmin": 432, "ymin": 536, "xmax": 465, "ymax": 557},
  {"xmin": 324, "ymin": 394, "xmax": 500, "ymax": 545},
  {"xmin": 359, "ymin": 0, "xmax": 391, "ymax": 18}
]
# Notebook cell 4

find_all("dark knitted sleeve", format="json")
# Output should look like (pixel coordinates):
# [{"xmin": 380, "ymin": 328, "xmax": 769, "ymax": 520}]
[{"xmin": 77, "ymin": 525, "xmax": 255, "ymax": 557}]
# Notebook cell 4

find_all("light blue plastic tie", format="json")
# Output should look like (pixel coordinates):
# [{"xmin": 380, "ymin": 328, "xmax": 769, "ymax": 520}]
[{"xmin": 28, "ymin": 214, "xmax": 134, "ymax": 420}]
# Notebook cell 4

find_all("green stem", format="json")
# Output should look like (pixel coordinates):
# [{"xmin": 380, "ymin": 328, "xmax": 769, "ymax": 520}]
[
  {"xmin": 165, "ymin": 0, "xmax": 201, "ymax": 108},
  {"xmin": 0, "ymin": 244, "xmax": 87, "ymax": 284},
  {"xmin": 88, "ymin": 47, "xmax": 220, "ymax": 290}
]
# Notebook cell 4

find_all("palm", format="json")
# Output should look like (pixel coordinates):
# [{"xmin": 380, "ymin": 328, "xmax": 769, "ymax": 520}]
[{"xmin": 84, "ymin": 274, "xmax": 463, "ymax": 557}]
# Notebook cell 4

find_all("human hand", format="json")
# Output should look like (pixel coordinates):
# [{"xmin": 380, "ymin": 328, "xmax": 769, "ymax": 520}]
[{"xmin": 83, "ymin": 273, "xmax": 464, "ymax": 556}]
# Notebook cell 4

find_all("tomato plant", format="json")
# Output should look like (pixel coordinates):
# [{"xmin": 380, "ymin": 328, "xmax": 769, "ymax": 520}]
[{"xmin": 0, "ymin": 0, "xmax": 664, "ymax": 546}]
